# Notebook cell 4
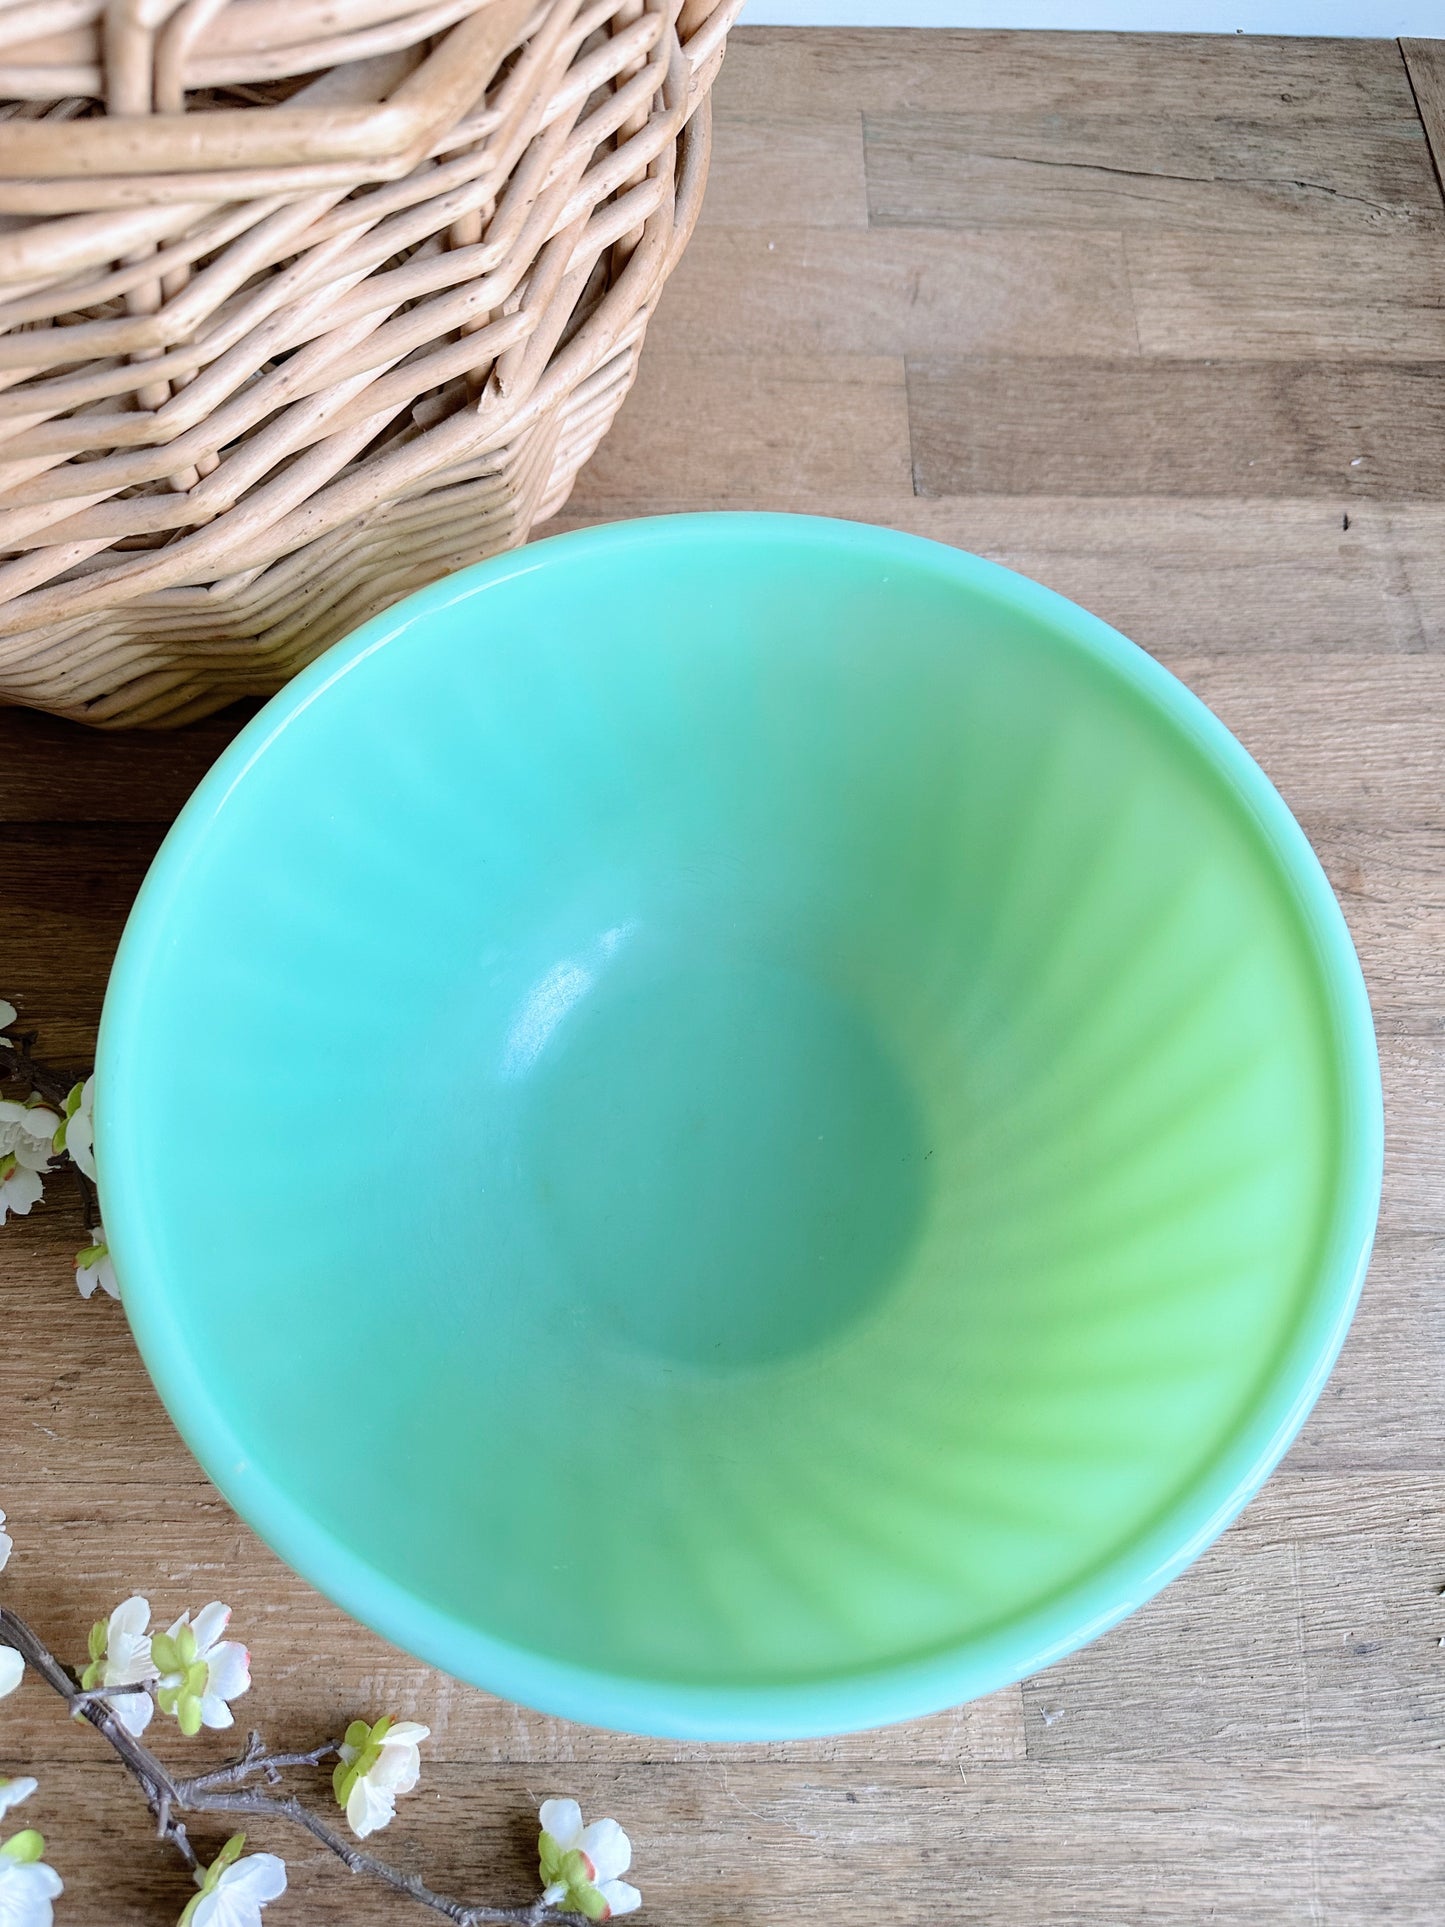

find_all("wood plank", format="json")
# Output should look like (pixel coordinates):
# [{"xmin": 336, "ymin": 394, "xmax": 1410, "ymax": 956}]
[
  {"xmin": 1310, "ymin": 825, "xmax": 1445, "ymax": 1034},
  {"xmin": 1376, "ymin": 1037, "xmax": 1445, "ymax": 1230},
  {"xmin": 1384, "ymin": 1063, "xmax": 1445, "ymax": 1234},
  {"xmin": 874, "ymin": 498, "xmax": 1445, "ymax": 662},
  {"xmin": 0, "ymin": 823, "xmax": 164, "ymax": 1061},
  {"xmin": 567, "ymin": 354, "xmax": 912, "ymax": 513},
  {"xmin": 1288, "ymin": 1234, "xmax": 1445, "ymax": 1472},
  {"xmin": 0, "ymin": 703, "xmax": 253, "ymax": 824},
  {"xmin": 1018, "ymin": 1471, "xmax": 1445, "ymax": 1764},
  {"xmin": 723, "ymin": 27, "xmax": 1420, "ymax": 122},
  {"xmin": 1126, "ymin": 230, "xmax": 1445, "ymax": 358},
  {"xmin": 0, "ymin": 1760, "xmax": 544, "ymax": 1927},
  {"xmin": 1186, "ymin": 714, "xmax": 1445, "ymax": 902},
  {"xmin": 554, "ymin": 484, "xmax": 1443, "ymax": 662},
  {"xmin": 650, "ymin": 226, "xmax": 1138, "ymax": 357},
  {"xmin": 865, "ymin": 111, "xmax": 1442, "ymax": 233},
  {"xmin": 1292, "ymin": 823, "xmax": 1445, "ymax": 1033},
  {"xmin": 1401, "ymin": 39, "xmax": 1445, "ymax": 206},
  {"xmin": 8, "ymin": 1756, "xmax": 1445, "ymax": 1926},
  {"xmin": 907, "ymin": 356, "xmax": 1445, "ymax": 500},
  {"xmin": 702, "ymin": 111, "xmax": 868, "ymax": 228}
]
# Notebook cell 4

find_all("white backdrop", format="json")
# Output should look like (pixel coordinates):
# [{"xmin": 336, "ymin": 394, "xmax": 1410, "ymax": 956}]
[{"xmin": 739, "ymin": 3, "xmax": 1438, "ymax": 35}]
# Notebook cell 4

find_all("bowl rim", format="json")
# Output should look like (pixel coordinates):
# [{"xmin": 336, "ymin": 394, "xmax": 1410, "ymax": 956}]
[{"xmin": 98, "ymin": 511, "xmax": 1384, "ymax": 1739}]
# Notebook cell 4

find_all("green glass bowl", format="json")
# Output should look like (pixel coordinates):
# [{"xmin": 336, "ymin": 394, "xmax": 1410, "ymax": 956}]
[{"xmin": 99, "ymin": 513, "xmax": 1382, "ymax": 1739}]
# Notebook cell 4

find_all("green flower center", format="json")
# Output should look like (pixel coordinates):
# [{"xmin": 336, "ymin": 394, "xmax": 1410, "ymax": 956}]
[
  {"xmin": 153, "ymin": 1626, "xmax": 209, "ymax": 1735},
  {"xmin": 539, "ymin": 1830, "xmax": 609, "ymax": 1920},
  {"xmin": 333, "ymin": 1716, "xmax": 393, "ymax": 1811}
]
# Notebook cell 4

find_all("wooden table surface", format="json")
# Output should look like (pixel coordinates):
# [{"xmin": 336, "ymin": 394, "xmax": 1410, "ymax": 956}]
[{"xmin": 3, "ymin": 28, "xmax": 1444, "ymax": 1926}]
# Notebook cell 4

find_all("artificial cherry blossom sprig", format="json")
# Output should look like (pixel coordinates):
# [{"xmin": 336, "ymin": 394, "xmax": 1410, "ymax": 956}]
[
  {"xmin": 0, "ymin": 999, "xmax": 115, "ymax": 1300},
  {"xmin": 1, "ymin": 1530, "xmax": 640, "ymax": 1924}
]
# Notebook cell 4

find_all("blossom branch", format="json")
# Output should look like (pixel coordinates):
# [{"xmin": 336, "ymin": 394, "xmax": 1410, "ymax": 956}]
[
  {"xmin": 176, "ymin": 1732, "xmax": 339, "ymax": 1793},
  {"xmin": 0, "ymin": 1607, "xmax": 588, "ymax": 1927},
  {"xmin": 0, "ymin": 1037, "xmax": 75, "ymax": 1115},
  {"xmin": 174, "ymin": 1786, "xmax": 562, "ymax": 1927},
  {"xmin": 0, "ymin": 1606, "xmax": 180, "ymax": 1794}
]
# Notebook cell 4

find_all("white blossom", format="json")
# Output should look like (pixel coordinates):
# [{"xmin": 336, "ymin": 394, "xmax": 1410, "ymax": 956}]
[
  {"xmin": 0, "ymin": 1788, "xmax": 34, "ymax": 1825},
  {"xmin": 75, "ymin": 1228, "xmax": 119, "ymax": 1301},
  {"xmin": 54, "ymin": 1076, "xmax": 95, "ymax": 1182},
  {"xmin": 81, "ymin": 1596, "xmax": 158, "ymax": 1737},
  {"xmin": 0, "ymin": 1507, "xmax": 11, "ymax": 1572},
  {"xmin": 0, "ymin": 1101, "xmax": 57, "ymax": 1173},
  {"xmin": 0, "ymin": 1012, "xmax": 60, "ymax": 1223},
  {"xmin": 154, "ymin": 1604, "xmax": 249, "ymax": 1736},
  {"xmin": 0, "ymin": 1827, "xmax": 62, "ymax": 1927},
  {"xmin": 179, "ymin": 1836, "xmax": 286, "ymax": 1927},
  {"xmin": 0, "ymin": 1159, "xmax": 43, "ymax": 1228},
  {"xmin": 0, "ymin": 1653, "xmax": 20, "ymax": 1702},
  {"xmin": 332, "ymin": 1716, "xmax": 429, "ymax": 1839},
  {"xmin": 538, "ymin": 1799, "xmax": 641, "ymax": 1919}
]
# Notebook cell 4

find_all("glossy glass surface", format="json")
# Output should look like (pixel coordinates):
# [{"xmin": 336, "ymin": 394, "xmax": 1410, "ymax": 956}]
[{"xmin": 99, "ymin": 514, "xmax": 1382, "ymax": 1737}]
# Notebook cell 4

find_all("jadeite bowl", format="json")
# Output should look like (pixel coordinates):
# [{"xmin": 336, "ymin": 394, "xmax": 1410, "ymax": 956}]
[{"xmin": 100, "ymin": 513, "xmax": 1382, "ymax": 1739}]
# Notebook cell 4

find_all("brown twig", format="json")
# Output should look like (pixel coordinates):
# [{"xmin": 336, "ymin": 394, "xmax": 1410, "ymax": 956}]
[
  {"xmin": 177, "ymin": 1731, "xmax": 339, "ymax": 1793},
  {"xmin": 0, "ymin": 1036, "xmax": 76, "ymax": 1113},
  {"xmin": 0, "ymin": 1605, "xmax": 587, "ymax": 1927},
  {"xmin": 176, "ymin": 1786, "xmax": 563, "ymax": 1927},
  {"xmin": 0, "ymin": 1602, "xmax": 194, "ymax": 1865}
]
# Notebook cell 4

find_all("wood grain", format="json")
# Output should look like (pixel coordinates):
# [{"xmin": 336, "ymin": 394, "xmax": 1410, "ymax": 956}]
[
  {"xmin": 865, "ymin": 112, "xmax": 1443, "ymax": 233},
  {"xmin": 10, "ymin": 1756, "xmax": 1445, "ymax": 1926},
  {"xmin": 653, "ymin": 226, "xmax": 1139, "ymax": 357},
  {"xmin": 569, "ymin": 355, "xmax": 912, "ymax": 510},
  {"xmin": 907, "ymin": 357, "xmax": 1445, "ymax": 499},
  {"xmin": 3, "ymin": 25, "xmax": 1445, "ymax": 1927},
  {"xmin": 703, "ymin": 61, "xmax": 868, "ymax": 229},
  {"xmin": 0, "ymin": 705, "xmax": 259, "ymax": 825},
  {"xmin": 702, "ymin": 114, "xmax": 869, "ymax": 228},
  {"xmin": 1401, "ymin": 39, "xmax": 1445, "ymax": 200},
  {"xmin": 1018, "ymin": 1471, "xmax": 1445, "ymax": 1764},
  {"xmin": 1126, "ymin": 230, "xmax": 1445, "ymax": 358},
  {"xmin": 1289, "ymin": 1234, "xmax": 1445, "ymax": 1471},
  {"xmin": 722, "ymin": 28, "xmax": 1422, "ymax": 122}
]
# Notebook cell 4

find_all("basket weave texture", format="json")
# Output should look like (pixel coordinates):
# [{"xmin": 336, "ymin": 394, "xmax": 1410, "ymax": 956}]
[{"xmin": 0, "ymin": 0, "xmax": 737, "ymax": 725}]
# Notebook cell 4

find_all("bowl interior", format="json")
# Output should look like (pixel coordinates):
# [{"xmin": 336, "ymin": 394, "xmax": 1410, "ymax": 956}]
[{"xmin": 100, "ymin": 514, "xmax": 1380, "ymax": 1736}]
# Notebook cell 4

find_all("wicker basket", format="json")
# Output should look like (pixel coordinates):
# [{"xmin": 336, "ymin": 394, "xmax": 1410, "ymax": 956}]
[{"xmin": 0, "ymin": 0, "xmax": 736, "ymax": 725}]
